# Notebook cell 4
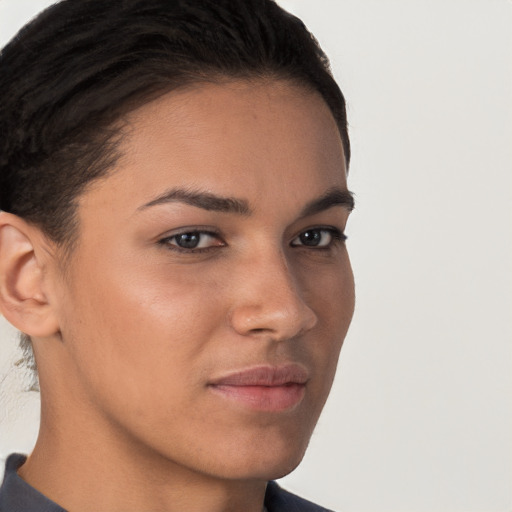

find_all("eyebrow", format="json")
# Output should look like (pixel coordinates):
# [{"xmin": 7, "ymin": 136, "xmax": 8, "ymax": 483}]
[
  {"xmin": 139, "ymin": 186, "xmax": 354, "ymax": 216},
  {"xmin": 298, "ymin": 187, "xmax": 355, "ymax": 218},
  {"xmin": 139, "ymin": 187, "xmax": 251, "ymax": 215}
]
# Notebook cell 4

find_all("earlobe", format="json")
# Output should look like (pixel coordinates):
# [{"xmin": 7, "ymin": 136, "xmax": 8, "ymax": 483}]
[{"xmin": 0, "ymin": 212, "xmax": 60, "ymax": 338}]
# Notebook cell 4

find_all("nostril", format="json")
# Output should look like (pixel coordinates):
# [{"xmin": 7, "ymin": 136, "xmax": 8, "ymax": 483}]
[{"xmin": 250, "ymin": 328, "xmax": 267, "ymax": 334}]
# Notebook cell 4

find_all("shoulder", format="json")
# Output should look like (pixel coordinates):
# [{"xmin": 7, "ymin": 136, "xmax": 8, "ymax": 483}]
[{"xmin": 265, "ymin": 481, "xmax": 336, "ymax": 512}]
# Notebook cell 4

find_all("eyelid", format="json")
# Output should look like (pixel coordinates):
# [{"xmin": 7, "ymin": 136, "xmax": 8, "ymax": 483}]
[
  {"xmin": 158, "ymin": 227, "xmax": 225, "ymax": 252},
  {"xmin": 156, "ymin": 225, "xmax": 346, "ymax": 254},
  {"xmin": 290, "ymin": 226, "xmax": 347, "ymax": 248},
  {"xmin": 157, "ymin": 225, "xmax": 221, "ymax": 239}
]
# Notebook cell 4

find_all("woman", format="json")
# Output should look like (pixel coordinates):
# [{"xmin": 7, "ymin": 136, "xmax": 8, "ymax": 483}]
[{"xmin": 0, "ymin": 0, "xmax": 354, "ymax": 510}]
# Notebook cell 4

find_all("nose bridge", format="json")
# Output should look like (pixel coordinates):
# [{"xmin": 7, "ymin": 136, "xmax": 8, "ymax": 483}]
[{"xmin": 229, "ymin": 246, "xmax": 318, "ymax": 340}]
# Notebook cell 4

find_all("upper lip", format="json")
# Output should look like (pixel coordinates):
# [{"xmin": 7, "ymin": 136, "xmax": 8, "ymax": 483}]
[{"xmin": 209, "ymin": 364, "xmax": 309, "ymax": 387}]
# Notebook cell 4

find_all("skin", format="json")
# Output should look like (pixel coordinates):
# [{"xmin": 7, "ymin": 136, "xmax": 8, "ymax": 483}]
[{"xmin": 0, "ymin": 80, "xmax": 354, "ymax": 512}]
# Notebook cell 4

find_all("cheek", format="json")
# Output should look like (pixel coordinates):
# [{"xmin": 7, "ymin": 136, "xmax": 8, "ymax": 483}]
[
  {"xmin": 59, "ymin": 253, "xmax": 227, "ymax": 407},
  {"xmin": 300, "ymin": 252, "xmax": 355, "ymax": 384},
  {"xmin": 298, "ymin": 249, "xmax": 355, "ymax": 329}
]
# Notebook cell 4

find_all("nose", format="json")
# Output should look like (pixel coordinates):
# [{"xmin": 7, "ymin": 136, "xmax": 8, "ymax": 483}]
[{"xmin": 228, "ymin": 252, "xmax": 318, "ymax": 341}]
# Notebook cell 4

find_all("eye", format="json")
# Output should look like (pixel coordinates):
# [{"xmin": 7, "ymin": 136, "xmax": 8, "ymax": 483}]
[
  {"xmin": 159, "ymin": 230, "xmax": 224, "ymax": 252},
  {"xmin": 291, "ymin": 228, "xmax": 346, "ymax": 248}
]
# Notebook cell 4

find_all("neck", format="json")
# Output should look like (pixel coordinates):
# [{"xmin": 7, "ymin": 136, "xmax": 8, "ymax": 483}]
[{"xmin": 19, "ymin": 398, "xmax": 268, "ymax": 512}]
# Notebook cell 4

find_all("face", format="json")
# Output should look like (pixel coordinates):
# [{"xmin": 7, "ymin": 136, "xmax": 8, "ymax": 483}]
[{"xmin": 47, "ymin": 80, "xmax": 355, "ymax": 481}]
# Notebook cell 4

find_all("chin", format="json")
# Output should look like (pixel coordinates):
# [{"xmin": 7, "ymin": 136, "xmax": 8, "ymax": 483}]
[
  {"xmin": 261, "ymin": 454, "xmax": 306, "ymax": 481},
  {"xmin": 209, "ymin": 431, "xmax": 311, "ymax": 482}
]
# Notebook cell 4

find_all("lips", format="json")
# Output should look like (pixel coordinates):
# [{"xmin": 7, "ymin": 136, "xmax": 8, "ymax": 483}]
[{"xmin": 208, "ymin": 364, "xmax": 309, "ymax": 412}]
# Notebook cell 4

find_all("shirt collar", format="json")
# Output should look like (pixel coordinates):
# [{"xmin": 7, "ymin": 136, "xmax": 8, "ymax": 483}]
[{"xmin": 0, "ymin": 454, "xmax": 67, "ymax": 512}]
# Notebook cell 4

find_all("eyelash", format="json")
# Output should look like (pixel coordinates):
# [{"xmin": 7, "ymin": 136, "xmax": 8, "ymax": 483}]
[
  {"xmin": 158, "ymin": 230, "xmax": 223, "ymax": 254},
  {"xmin": 291, "ymin": 227, "xmax": 347, "ymax": 249},
  {"xmin": 158, "ymin": 227, "xmax": 347, "ymax": 254}
]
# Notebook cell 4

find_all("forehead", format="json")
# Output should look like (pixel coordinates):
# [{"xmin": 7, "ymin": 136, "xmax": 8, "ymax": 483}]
[{"xmin": 81, "ymin": 79, "xmax": 347, "ymax": 216}]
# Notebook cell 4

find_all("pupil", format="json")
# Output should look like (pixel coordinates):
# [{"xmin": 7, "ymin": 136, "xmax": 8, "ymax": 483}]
[
  {"xmin": 177, "ymin": 233, "xmax": 200, "ymax": 249},
  {"xmin": 300, "ymin": 230, "xmax": 321, "ymax": 246}
]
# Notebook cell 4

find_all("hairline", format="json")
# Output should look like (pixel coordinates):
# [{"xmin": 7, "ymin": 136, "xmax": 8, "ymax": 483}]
[{"xmin": 49, "ymin": 73, "xmax": 349, "ymax": 262}]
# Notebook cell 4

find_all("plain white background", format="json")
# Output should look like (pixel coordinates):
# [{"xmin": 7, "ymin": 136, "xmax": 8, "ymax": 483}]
[{"xmin": 1, "ymin": 1, "xmax": 511, "ymax": 511}]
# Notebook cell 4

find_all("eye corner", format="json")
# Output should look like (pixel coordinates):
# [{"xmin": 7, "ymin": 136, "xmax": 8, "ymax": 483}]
[{"xmin": 290, "ymin": 226, "xmax": 347, "ymax": 249}]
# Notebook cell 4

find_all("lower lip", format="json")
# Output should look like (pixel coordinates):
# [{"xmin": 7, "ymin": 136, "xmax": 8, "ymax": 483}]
[{"xmin": 210, "ymin": 383, "xmax": 306, "ymax": 412}]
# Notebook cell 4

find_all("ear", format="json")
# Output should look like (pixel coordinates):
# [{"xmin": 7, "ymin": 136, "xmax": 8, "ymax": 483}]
[{"xmin": 0, "ymin": 212, "xmax": 60, "ymax": 337}]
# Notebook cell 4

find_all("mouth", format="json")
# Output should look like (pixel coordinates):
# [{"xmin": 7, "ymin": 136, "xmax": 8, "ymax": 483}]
[{"xmin": 208, "ymin": 364, "xmax": 309, "ymax": 412}]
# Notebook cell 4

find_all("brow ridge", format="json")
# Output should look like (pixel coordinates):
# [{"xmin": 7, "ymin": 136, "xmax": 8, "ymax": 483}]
[
  {"xmin": 299, "ymin": 187, "xmax": 355, "ymax": 218},
  {"xmin": 139, "ymin": 186, "xmax": 354, "ymax": 217},
  {"xmin": 139, "ymin": 187, "xmax": 251, "ymax": 215}
]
